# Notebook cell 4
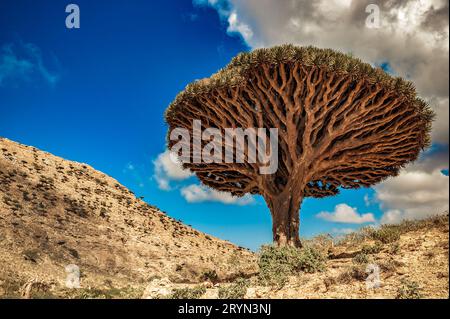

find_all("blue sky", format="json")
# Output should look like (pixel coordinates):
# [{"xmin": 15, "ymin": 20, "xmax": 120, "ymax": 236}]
[{"xmin": 1, "ymin": 0, "xmax": 448, "ymax": 251}]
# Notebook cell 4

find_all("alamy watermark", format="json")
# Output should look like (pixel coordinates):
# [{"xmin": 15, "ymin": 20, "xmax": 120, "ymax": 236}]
[
  {"xmin": 65, "ymin": 4, "xmax": 80, "ymax": 29},
  {"xmin": 365, "ymin": 4, "xmax": 381, "ymax": 29},
  {"xmin": 65, "ymin": 264, "xmax": 81, "ymax": 288},
  {"xmin": 365, "ymin": 263, "xmax": 381, "ymax": 289},
  {"xmin": 170, "ymin": 120, "xmax": 279, "ymax": 174}
]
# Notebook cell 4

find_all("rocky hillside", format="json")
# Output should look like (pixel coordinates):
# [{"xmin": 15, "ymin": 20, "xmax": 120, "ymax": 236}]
[
  {"xmin": 141, "ymin": 214, "xmax": 448, "ymax": 299},
  {"xmin": 0, "ymin": 137, "xmax": 447, "ymax": 299},
  {"xmin": 0, "ymin": 138, "xmax": 257, "ymax": 298}
]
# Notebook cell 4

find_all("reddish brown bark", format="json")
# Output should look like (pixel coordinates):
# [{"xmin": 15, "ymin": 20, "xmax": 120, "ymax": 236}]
[{"xmin": 264, "ymin": 191, "xmax": 303, "ymax": 247}]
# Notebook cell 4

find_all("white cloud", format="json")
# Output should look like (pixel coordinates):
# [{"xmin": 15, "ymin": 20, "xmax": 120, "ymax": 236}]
[
  {"xmin": 193, "ymin": 0, "xmax": 259, "ymax": 45},
  {"xmin": 317, "ymin": 203, "xmax": 376, "ymax": 224},
  {"xmin": 376, "ymin": 167, "xmax": 449, "ymax": 224},
  {"xmin": 180, "ymin": 183, "xmax": 254, "ymax": 205},
  {"xmin": 227, "ymin": 11, "xmax": 254, "ymax": 44},
  {"xmin": 380, "ymin": 209, "xmax": 404, "ymax": 224},
  {"xmin": 153, "ymin": 150, "xmax": 254, "ymax": 205},
  {"xmin": 201, "ymin": 0, "xmax": 449, "ymax": 144},
  {"xmin": 0, "ymin": 41, "xmax": 60, "ymax": 87},
  {"xmin": 331, "ymin": 227, "xmax": 356, "ymax": 235},
  {"xmin": 153, "ymin": 150, "xmax": 193, "ymax": 190},
  {"xmin": 430, "ymin": 97, "xmax": 449, "ymax": 145}
]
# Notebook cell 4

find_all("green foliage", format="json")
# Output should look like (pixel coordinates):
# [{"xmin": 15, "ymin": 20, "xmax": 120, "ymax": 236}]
[
  {"xmin": 396, "ymin": 280, "xmax": 422, "ymax": 299},
  {"xmin": 361, "ymin": 241, "xmax": 383, "ymax": 254},
  {"xmin": 22, "ymin": 249, "xmax": 40, "ymax": 262},
  {"xmin": 379, "ymin": 258, "xmax": 400, "ymax": 274},
  {"xmin": 201, "ymin": 270, "xmax": 219, "ymax": 283},
  {"xmin": 370, "ymin": 226, "xmax": 401, "ymax": 244},
  {"xmin": 389, "ymin": 242, "xmax": 401, "ymax": 255},
  {"xmin": 339, "ymin": 214, "xmax": 448, "ymax": 247},
  {"xmin": 352, "ymin": 252, "xmax": 369, "ymax": 265},
  {"xmin": 169, "ymin": 286, "xmax": 206, "ymax": 299},
  {"xmin": 258, "ymin": 245, "xmax": 326, "ymax": 287},
  {"xmin": 64, "ymin": 286, "xmax": 144, "ymax": 299},
  {"xmin": 336, "ymin": 264, "xmax": 370, "ymax": 284},
  {"xmin": 297, "ymin": 246, "xmax": 328, "ymax": 273},
  {"xmin": 0, "ymin": 278, "xmax": 25, "ymax": 298},
  {"xmin": 218, "ymin": 278, "xmax": 249, "ymax": 299},
  {"xmin": 347, "ymin": 266, "xmax": 368, "ymax": 282}
]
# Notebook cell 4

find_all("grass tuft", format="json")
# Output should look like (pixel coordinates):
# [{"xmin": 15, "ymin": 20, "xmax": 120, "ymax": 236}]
[
  {"xmin": 169, "ymin": 286, "xmax": 206, "ymax": 299},
  {"xmin": 396, "ymin": 280, "xmax": 422, "ymax": 299},
  {"xmin": 218, "ymin": 278, "xmax": 249, "ymax": 299}
]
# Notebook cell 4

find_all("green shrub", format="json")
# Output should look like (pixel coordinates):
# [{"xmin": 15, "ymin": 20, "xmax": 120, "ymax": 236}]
[
  {"xmin": 361, "ymin": 241, "xmax": 383, "ymax": 254},
  {"xmin": 169, "ymin": 286, "xmax": 206, "ymax": 299},
  {"xmin": 389, "ymin": 242, "xmax": 401, "ymax": 255},
  {"xmin": 65, "ymin": 286, "xmax": 143, "ymax": 299},
  {"xmin": 379, "ymin": 258, "xmax": 398, "ymax": 274},
  {"xmin": 396, "ymin": 280, "xmax": 422, "ymax": 299},
  {"xmin": 0, "ymin": 278, "xmax": 25, "ymax": 298},
  {"xmin": 338, "ymin": 215, "xmax": 448, "ymax": 247},
  {"xmin": 218, "ymin": 278, "xmax": 249, "ymax": 299},
  {"xmin": 22, "ymin": 249, "xmax": 40, "ymax": 263},
  {"xmin": 352, "ymin": 252, "xmax": 369, "ymax": 264},
  {"xmin": 258, "ymin": 245, "xmax": 326, "ymax": 287},
  {"xmin": 297, "ymin": 246, "xmax": 327, "ymax": 273},
  {"xmin": 370, "ymin": 226, "xmax": 401, "ymax": 244},
  {"xmin": 337, "ymin": 265, "xmax": 368, "ymax": 283},
  {"xmin": 201, "ymin": 270, "xmax": 219, "ymax": 283}
]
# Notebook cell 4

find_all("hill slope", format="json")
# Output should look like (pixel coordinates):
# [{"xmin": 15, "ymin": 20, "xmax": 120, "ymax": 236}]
[
  {"xmin": 140, "ymin": 214, "xmax": 448, "ymax": 299},
  {"xmin": 0, "ymin": 138, "xmax": 447, "ymax": 299},
  {"xmin": 0, "ymin": 138, "xmax": 257, "ymax": 297}
]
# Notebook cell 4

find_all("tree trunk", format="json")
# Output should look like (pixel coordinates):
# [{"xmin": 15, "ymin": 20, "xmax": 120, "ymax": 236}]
[{"xmin": 264, "ymin": 191, "xmax": 304, "ymax": 248}]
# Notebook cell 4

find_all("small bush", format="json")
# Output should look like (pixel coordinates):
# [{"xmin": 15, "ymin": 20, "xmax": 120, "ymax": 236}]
[
  {"xmin": 353, "ymin": 252, "xmax": 369, "ymax": 264},
  {"xmin": 73, "ymin": 288, "xmax": 114, "ymax": 299},
  {"xmin": 338, "ymin": 214, "xmax": 448, "ymax": 247},
  {"xmin": 361, "ymin": 241, "xmax": 383, "ymax": 254},
  {"xmin": 218, "ymin": 278, "xmax": 249, "ymax": 299},
  {"xmin": 0, "ymin": 278, "xmax": 25, "ymax": 298},
  {"xmin": 169, "ymin": 286, "xmax": 206, "ymax": 299},
  {"xmin": 258, "ymin": 245, "xmax": 326, "ymax": 287},
  {"xmin": 396, "ymin": 280, "xmax": 422, "ymax": 299},
  {"xmin": 23, "ymin": 249, "xmax": 40, "ymax": 263},
  {"xmin": 379, "ymin": 258, "xmax": 398, "ymax": 274},
  {"xmin": 370, "ymin": 226, "xmax": 401, "ymax": 244},
  {"xmin": 201, "ymin": 270, "xmax": 219, "ymax": 283},
  {"xmin": 337, "ymin": 265, "xmax": 367, "ymax": 283},
  {"xmin": 298, "ymin": 246, "xmax": 327, "ymax": 273},
  {"xmin": 389, "ymin": 242, "xmax": 401, "ymax": 255},
  {"xmin": 65, "ymin": 286, "xmax": 143, "ymax": 299},
  {"xmin": 323, "ymin": 277, "xmax": 337, "ymax": 290}
]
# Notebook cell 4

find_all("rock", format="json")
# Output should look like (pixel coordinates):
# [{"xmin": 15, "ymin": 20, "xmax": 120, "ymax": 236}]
[
  {"xmin": 0, "ymin": 138, "xmax": 257, "ymax": 294},
  {"xmin": 141, "ymin": 278, "xmax": 173, "ymax": 299},
  {"xmin": 244, "ymin": 287, "xmax": 257, "ymax": 299},
  {"xmin": 396, "ymin": 268, "xmax": 407, "ymax": 275},
  {"xmin": 244, "ymin": 286, "xmax": 271, "ymax": 299},
  {"xmin": 201, "ymin": 288, "xmax": 219, "ymax": 299}
]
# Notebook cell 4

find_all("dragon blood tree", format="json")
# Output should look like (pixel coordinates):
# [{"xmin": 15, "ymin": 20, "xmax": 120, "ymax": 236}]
[{"xmin": 165, "ymin": 45, "xmax": 433, "ymax": 247}]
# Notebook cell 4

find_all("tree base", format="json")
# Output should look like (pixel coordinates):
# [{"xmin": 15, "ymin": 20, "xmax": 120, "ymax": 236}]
[
  {"xmin": 267, "ymin": 192, "xmax": 304, "ymax": 248},
  {"xmin": 274, "ymin": 235, "xmax": 302, "ymax": 248}
]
